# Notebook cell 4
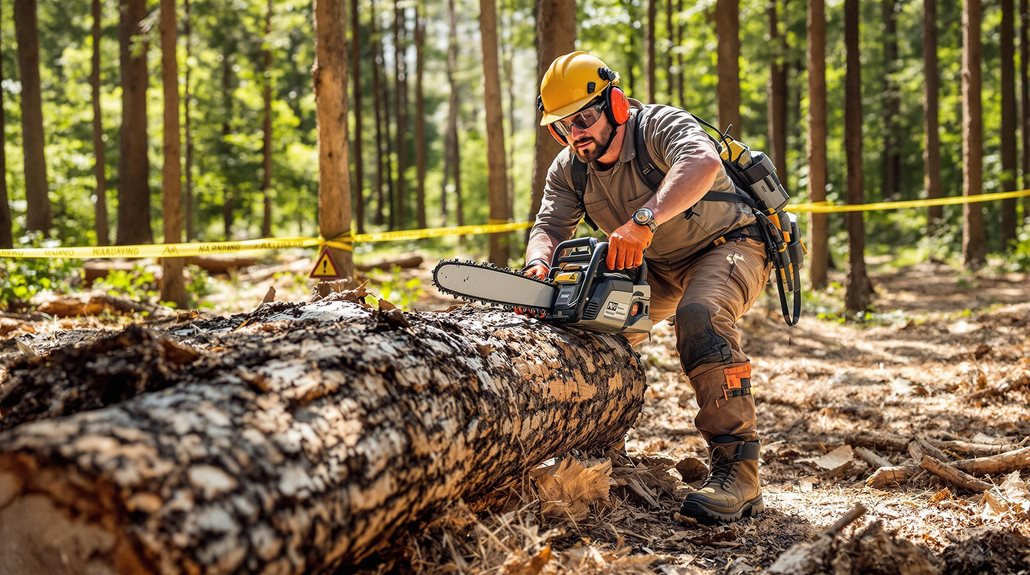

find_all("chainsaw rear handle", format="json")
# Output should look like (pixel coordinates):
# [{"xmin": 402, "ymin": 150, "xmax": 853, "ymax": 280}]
[{"xmin": 550, "ymin": 238, "xmax": 648, "ymax": 284}]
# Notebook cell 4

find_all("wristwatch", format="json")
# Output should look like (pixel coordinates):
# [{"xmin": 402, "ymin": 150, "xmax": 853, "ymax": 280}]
[{"xmin": 632, "ymin": 207, "xmax": 658, "ymax": 232}]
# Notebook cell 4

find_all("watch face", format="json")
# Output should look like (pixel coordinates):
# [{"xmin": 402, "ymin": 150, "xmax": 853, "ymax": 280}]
[{"xmin": 634, "ymin": 208, "xmax": 652, "ymax": 224}]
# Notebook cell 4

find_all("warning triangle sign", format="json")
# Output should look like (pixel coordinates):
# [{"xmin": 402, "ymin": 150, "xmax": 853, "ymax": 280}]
[{"xmin": 309, "ymin": 246, "xmax": 342, "ymax": 279}]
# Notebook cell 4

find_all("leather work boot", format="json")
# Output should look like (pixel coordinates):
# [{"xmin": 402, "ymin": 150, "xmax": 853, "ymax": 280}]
[{"xmin": 680, "ymin": 439, "xmax": 763, "ymax": 523}]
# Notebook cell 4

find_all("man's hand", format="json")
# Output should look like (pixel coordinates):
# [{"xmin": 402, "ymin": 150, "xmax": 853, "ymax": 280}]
[
  {"xmin": 515, "ymin": 263, "xmax": 550, "ymax": 317},
  {"xmin": 607, "ymin": 220, "xmax": 653, "ymax": 270},
  {"xmin": 523, "ymin": 264, "xmax": 549, "ymax": 281}
]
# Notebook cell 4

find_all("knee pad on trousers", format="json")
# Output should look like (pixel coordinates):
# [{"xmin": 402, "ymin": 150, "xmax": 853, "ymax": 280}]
[{"xmin": 676, "ymin": 303, "xmax": 733, "ymax": 373}]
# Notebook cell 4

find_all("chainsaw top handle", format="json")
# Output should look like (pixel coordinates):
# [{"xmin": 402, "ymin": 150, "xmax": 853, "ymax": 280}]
[{"xmin": 549, "ymin": 238, "xmax": 648, "ymax": 284}]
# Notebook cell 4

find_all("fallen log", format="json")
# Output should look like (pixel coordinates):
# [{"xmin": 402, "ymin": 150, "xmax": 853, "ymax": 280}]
[
  {"xmin": 0, "ymin": 295, "xmax": 646, "ymax": 573},
  {"xmin": 186, "ymin": 255, "xmax": 260, "ymax": 275},
  {"xmin": 919, "ymin": 456, "xmax": 991, "ymax": 493},
  {"xmin": 866, "ymin": 447, "xmax": 1030, "ymax": 489}
]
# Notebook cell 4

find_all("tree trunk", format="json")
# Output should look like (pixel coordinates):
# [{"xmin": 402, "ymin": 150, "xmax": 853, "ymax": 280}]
[
  {"xmin": 160, "ymin": 0, "xmax": 185, "ymax": 308},
  {"xmin": 665, "ymin": 0, "xmax": 673, "ymax": 103},
  {"xmin": 349, "ymin": 0, "xmax": 364, "ymax": 235},
  {"xmin": 503, "ymin": 0, "xmax": 516, "ymax": 220},
  {"xmin": 370, "ymin": 0, "xmax": 387, "ymax": 227},
  {"xmin": 91, "ymin": 0, "xmax": 110, "ymax": 247},
  {"xmin": 924, "ymin": 0, "xmax": 943, "ymax": 227},
  {"xmin": 314, "ymin": 0, "xmax": 353, "ymax": 278},
  {"xmin": 221, "ymin": 40, "xmax": 235, "ymax": 240},
  {"xmin": 844, "ymin": 0, "xmax": 872, "ymax": 313},
  {"xmin": 117, "ymin": 0, "xmax": 151, "ymax": 244},
  {"xmin": 529, "ymin": 0, "xmax": 574, "ymax": 240},
  {"xmin": 443, "ymin": 0, "xmax": 461, "ymax": 226},
  {"xmin": 881, "ymin": 0, "xmax": 900, "ymax": 201},
  {"xmin": 184, "ymin": 0, "xmax": 195, "ymax": 241},
  {"xmin": 807, "ymin": 0, "xmax": 828, "ymax": 290},
  {"xmin": 675, "ymin": 0, "xmax": 684, "ymax": 108},
  {"xmin": 414, "ymin": 0, "xmax": 427, "ymax": 229},
  {"xmin": 1023, "ymin": 0, "xmax": 1030, "ymax": 221},
  {"xmin": 0, "ymin": 0, "xmax": 13, "ymax": 249},
  {"xmin": 379, "ymin": 6, "xmax": 396, "ymax": 231},
  {"xmin": 0, "ymin": 300, "xmax": 646, "ymax": 572},
  {"xmin": 1000, "ymin": 0, "xmax": 1017, "ymax": 247},
  {"xmin": 716, "ymin": 0, "xmax": 741, "ymax": 137},
  {"xmin": 13, "ymin": 0, "xmax": 50, "ymax": 235},
  {"xmin": 646, "ymin": 0, "xmax": 656, "ymax": 103},
  {"xmin": 392, "ymin": 0, "xmax": 408, "ymax": 230},
  {"xmin": 262, "ymin": 0, "xmax": 275, "ymax": 238},
  {"xmin": 480, "ymin": 0, "xmax": 511, "ymax": 265},
  {"xmin": 962, "ymin": 0, "xmax": 987, "ymax": 269},
  {"xmin": 768, "ymin": 0, "xmax": 787, "ymax": 182}
]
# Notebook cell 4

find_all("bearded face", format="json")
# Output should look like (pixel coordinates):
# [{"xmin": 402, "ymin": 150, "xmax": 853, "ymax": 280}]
[{"xmin": 570, "ymin": 120, "xmax": 615, "ymax": 164}]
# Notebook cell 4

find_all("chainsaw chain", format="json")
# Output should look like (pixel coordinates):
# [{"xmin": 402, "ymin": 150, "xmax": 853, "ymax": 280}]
[{"xmin": 431, "ymin": 259, "xmax": 556, "ymax": 311}]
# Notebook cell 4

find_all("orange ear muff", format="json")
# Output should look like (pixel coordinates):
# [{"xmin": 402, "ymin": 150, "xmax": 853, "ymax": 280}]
[
  {"xmin": 607, "ymin": 86, "xmax": 630, "ymax": 126},
  {"xmin": 547, "ymin": 124, "xmax": 569, "ymax": 146}
]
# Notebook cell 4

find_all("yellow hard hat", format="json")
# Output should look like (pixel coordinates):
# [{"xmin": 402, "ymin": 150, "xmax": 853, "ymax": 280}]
[{"xmin": 538, "ymin": 51, "xmax": 619, "ymax": 126}]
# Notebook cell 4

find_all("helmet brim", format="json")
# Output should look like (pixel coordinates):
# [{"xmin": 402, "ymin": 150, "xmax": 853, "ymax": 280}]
[{"xmin": 538, "ymin": 90, "xmax": 606, "ymax": 127}]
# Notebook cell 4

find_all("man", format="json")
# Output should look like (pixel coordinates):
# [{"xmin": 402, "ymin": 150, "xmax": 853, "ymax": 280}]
[{"xmin": 524, "ymin": 51, "xmax": 772, "ymax": 524}]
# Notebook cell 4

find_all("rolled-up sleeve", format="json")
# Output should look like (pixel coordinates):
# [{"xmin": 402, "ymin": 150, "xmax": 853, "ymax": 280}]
[
  {"xmin": 646, "ymin": 107, "xmax": 722, "ymax": 169},
  {"xmin": 526, "ymin": 152, "xmax": 582, "ymax": 265}
]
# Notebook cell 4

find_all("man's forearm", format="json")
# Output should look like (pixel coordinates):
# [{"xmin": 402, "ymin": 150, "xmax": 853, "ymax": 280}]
[{"xmin": 642, "ymin": 153, "xmax": 722, "ymax": 227}]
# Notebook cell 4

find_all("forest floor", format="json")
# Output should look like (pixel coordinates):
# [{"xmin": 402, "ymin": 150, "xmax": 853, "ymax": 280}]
[{"xmin": 0, "ymin": 253, "xmax": 1028, "ymax": 573}]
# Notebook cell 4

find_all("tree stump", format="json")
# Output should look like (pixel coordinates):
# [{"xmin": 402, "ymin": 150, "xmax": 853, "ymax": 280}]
[{"xmin": 0, "ymin": 294, "xmax": 647, "ymax": 574}]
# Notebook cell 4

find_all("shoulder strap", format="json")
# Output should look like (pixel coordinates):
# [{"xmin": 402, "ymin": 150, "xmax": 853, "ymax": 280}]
[
  {"xmin": 633, "ymin": 106, "xmax": 666, "ymax": 192},
  {"xmin": 570, "ymin": 159, "xmax": 598, "ymax": 231}
]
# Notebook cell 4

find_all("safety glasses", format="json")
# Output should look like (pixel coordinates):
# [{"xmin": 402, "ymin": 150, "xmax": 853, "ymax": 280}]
[{"xmin": 553, "ymin": 101, "xmax": 606, "ymax": 137}]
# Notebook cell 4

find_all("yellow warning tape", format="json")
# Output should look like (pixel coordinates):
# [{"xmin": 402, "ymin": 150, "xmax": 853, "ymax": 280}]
[
  {"xmin": 0, "ymin": 221, "xmax": 528, "ymax": 259},
  {"xmin": 2, "ymin": 188, "xmax": 1025, "ymax": 260},
  {"xmin": 791, "ymin": 188, "xmax": 1030, "ymax": 214}
]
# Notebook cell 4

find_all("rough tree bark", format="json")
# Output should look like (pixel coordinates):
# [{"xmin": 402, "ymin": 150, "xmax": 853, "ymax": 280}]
[
  {"xmin": 768, "ymin": 0, "xmax": 788, "ymax": 183},
  {"xmin": 262, "ymin": 0, "xmax": 275, "ymax": 238},
  {"xmin": 314, "ymin": 0, "xmax": 354, "ymax": 278},
  {"xmin": 0, "ymin": 298, "xmax": 646, "ymax": 573},
  {"xmin": 924, "ymin": 0, "xmax": 943, "ymax": 228},
  {"xmin": 117, "ymin": 0, "xmax": 152, "ymax": 244},
  {"xmin": 414, "ymin": 0, "xmax": 427, "ymax": 229},
  {"xmin": 220, "ymin": 33, "xmax": 235, "ymax": 239},
  {"xmin": 529, "ymin": 0, "xmax": 574, "ymax": 238},
  {"xmin": 13, "ymin": 0, "xmax": 51, "ymax": 235},
  {"xmin": 184, "ymin": 0, "xmax": 195, "ymax": 241},
  {"xmin": 480, "ymin": 0, "xmax": 511, "ymax": 265},
  {"xmin": 881, "ymin": 0, "xmax": 900, "ymax": 201},
  {"xmin": 962, "ymin": 0, "xmax": 987, "ymax": 269},
  {"xmin": 1000, "ymin": 0, "xmax": 1017, "ymax": 247},
  {"xmin": 392, "ymin": 0, "xmax": 408, "ymax": 230},
  {"xmin": 160, "ymin": 0, "xmax": 185, "ymax": 308},
  {"xmin": 716, "ymin": 0, "xmax": 742, "ymax": 137},
  {"xmin": 370, "ymin": 0, "xmax": 387, "ymax": 227},
  {"xmin": 1023, "ymin": 0, "xmax": 1030, "ymax": 220},
  {"xmin": 646, "ymin": 0, "xmax": 656, "ymax": 102},
  {"xmin": 91, "ymin": 0, "xmax": 110, "ymax": 246},
  {"xmin": 807, "ymin": 0, "xmax": 828, "ymax": 290},
  {"xmin": 844, "ymin": 0, "xmax": 872, "ymax": 313},
  {"xmin": 0, "ymin": 0, "xmax": 13, "ymax": 249}
]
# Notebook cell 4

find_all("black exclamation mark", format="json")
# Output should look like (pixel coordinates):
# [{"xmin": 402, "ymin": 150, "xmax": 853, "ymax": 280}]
[{"xmin": 322, "ymin": 259, "xmax": 327, "ymax": 274}]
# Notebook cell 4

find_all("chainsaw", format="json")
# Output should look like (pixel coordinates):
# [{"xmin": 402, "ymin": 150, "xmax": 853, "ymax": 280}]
[{"xmin": 432, "ymin": 238, "xmax": 653, "ymax": 334}]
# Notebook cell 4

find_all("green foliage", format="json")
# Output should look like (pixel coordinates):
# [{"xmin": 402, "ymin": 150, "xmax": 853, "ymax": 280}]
[
  {"xmin": 373, "ymin": 265, "xmax": 424, "ymax": 310},
  {"xmin": 94, "ymin": 265, "xmax": 158, "ymax": 303},
  {"xmin": 1003, "ymin": 226, "xmax": 1030, "ymax": 272},
  {"xmin": 0, "ymin": 233, "xmax": 80, "ymax": 309},
  {"xmin": 185, "ymin": 265, "xmax": 215, "ymax": 309}
]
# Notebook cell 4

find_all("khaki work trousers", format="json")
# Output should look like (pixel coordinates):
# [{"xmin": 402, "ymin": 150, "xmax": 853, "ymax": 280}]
[{"xmin": 626, "ymin": 237, "xmax": 771, "ymax": 444}]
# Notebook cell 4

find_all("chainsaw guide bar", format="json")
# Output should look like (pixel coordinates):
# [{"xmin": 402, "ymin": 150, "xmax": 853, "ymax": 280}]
[{"xmin": 432, "ymin": 260, "xmax": 558, "ymax": 310}]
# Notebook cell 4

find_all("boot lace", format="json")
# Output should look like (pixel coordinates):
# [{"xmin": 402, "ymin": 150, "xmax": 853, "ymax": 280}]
[{"xmin": 703, "ymin": 447, "xmax": 740, "ymax": 490}]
